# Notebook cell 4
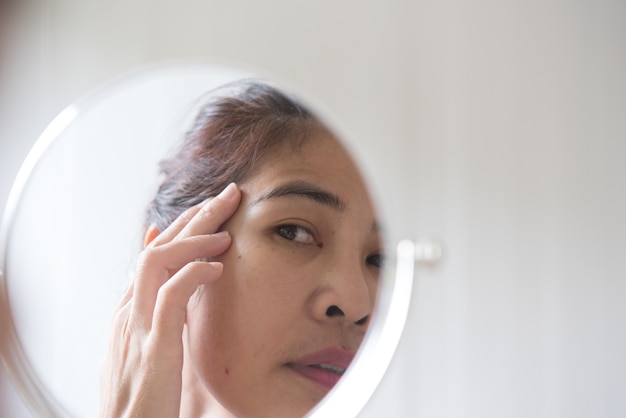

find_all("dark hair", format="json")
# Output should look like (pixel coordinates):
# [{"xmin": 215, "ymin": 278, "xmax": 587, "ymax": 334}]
[{"xmin": 145, "ymin": 80, "xmax": 323, "ymax": 231}]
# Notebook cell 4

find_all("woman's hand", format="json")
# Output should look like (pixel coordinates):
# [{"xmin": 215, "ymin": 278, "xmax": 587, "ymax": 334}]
[{"xmin": 100, "ymin": 183, "xmax": 241, "ymax": 418}]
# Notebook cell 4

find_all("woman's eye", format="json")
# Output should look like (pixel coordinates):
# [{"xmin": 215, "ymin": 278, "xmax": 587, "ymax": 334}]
[
  {"xmin": 276, "ymin": 225, "xmax": 317, "ymax": 246},
  {"xmin": 366, "ymin": 253, "xmax": 384, "ymax": 269}
]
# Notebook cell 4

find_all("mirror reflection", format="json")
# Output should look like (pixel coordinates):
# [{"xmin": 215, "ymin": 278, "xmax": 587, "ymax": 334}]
[
  {"xmin": 1, "ymin": 68, "xmax": 385, "ymax": 418},
  {"xmin": 101, "ymin": 80, "xmax": 382, "ymax": 417}
]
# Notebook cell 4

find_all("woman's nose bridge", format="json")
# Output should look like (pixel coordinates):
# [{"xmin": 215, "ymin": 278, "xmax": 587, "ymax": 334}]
[{"xmin": 323, "ymin": 251, "xmax": 374, "ymax": 322}]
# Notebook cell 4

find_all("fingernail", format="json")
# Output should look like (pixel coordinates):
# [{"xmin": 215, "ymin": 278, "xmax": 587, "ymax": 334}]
[
  {"xmin": 218, "ymin": 182, "xmax": 238, "ymax": 201},
  {"xmin": 209, "ymin": 262, "xmax": 224, "ymax": 273},
  {"xmin": 213, "ymin": 230, "xmax": 231, "ymax": 240}
]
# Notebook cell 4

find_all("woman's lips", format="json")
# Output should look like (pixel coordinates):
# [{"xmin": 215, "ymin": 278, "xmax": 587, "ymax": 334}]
[{"xmin": 287, "ymin": 347, "xmax": 355, "ymax": 391}]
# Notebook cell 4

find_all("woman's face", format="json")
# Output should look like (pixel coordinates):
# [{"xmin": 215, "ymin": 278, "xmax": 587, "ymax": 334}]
[{"xmin": 185, "ymin": 131, "xmax": 382, "ymax": 417}]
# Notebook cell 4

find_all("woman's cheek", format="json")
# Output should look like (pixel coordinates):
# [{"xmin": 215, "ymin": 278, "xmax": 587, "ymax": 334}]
[{"xmin": 186, "ymin": 286, "xmax": 240, "ymax": 394}]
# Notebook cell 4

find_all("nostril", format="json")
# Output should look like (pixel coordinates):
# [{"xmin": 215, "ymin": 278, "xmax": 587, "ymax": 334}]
[{"xmin": 325, "ymin": 305, "xmax": 344, "ymax": 317}]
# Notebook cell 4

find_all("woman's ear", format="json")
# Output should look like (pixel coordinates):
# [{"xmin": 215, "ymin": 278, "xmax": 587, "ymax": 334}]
[{"xmin": 144, "ymin": 224, "xmax": 161, "ymax": 247}]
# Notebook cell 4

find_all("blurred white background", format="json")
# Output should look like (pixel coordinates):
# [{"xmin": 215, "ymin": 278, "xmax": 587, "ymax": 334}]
[{"xmin": 1, "ymin": 0, "xmax": 625, "ymax": 417}]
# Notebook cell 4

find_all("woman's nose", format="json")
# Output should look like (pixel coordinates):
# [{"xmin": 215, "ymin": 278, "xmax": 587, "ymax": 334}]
[{"xmin": 310, "ymin": 260, "xmax": 375, "ymax": 327}]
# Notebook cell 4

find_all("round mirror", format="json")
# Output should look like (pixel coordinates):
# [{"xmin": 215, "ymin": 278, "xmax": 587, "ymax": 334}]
[{"xmin": 0, "ymin": 64, "xmax": 412, "ymax": 417}]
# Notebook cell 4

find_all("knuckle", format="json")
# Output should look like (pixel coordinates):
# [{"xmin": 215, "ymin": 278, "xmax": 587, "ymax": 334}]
[
  {"xmin": 155, "ymin": 282, "xmax": 178, "ymax": 306},
  {"xmin": 137, "ymin": 246, "xmax": 162, "ymax": 267},
  {"xmin": 112, "ymin": 305, "xmax": 130, "ymax": 325},
  {"xmin": 172, "ymin": 261, "xmax": 202, "ymax": 280},
  {"xmin": 186, "ymin": 235, "xmax": 207, "ymax": 247},
  {"xmin": 199, "ymin": 202, "xmax": 220, "ymax": 220},
  {"xmin": 177, "ymin": 205, "xmax": 198, "ymax": 224}
]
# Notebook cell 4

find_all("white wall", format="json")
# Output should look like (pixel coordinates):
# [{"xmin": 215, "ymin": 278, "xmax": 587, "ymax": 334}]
[
  {"xmin": 362, "ymin": 1, "xmax": 626, "ymax": 417},
  {"xmin": 1, "ymin": 1, "xmax": 625, "ymax": 417}
]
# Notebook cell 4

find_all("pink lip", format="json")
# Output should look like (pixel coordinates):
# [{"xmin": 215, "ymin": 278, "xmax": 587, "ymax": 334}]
[{"xmin": 287, "ymin": 347, "xmax": 355, "ymax": 391}]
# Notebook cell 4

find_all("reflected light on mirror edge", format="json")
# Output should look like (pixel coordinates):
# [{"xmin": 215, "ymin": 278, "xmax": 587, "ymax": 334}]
[{"xmin": 1, "ymin": 109, "xmax": 81, "ymax": 417}]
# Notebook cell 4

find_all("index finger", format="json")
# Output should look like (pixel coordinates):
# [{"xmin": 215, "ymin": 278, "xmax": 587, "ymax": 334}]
[
  {"xmin": 176, "ymin": 182, "xmax": 241, "ymax": 239},
  {"xmin": 148, "ymin": 203, "xmax": 204, "ymax": 248}
]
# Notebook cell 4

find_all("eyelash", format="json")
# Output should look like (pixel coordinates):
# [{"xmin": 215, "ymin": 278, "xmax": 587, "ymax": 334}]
[
  {"xmin": 275, "ymin": 224, "xmax": 319, "ymax": 246},
  {"xmin": 366, "ymin": 253, "xmax": 384, "ymax": 269},
  {"xmin": 275, "ymin": 224, "xmax": 384, "ymax": 268}
]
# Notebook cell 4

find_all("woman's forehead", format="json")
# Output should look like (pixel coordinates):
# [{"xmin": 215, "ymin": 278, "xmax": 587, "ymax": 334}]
[
  {"xmin": 246, "ymin": 137, "xmax": 365, "ymax": 196},
  {"xmin": 239, "ymin": 135, "xmax": 378, "ymax": 225},
  {"xmin": 265, "ymin": 133, "xmax": 356, "ymax": 175}
]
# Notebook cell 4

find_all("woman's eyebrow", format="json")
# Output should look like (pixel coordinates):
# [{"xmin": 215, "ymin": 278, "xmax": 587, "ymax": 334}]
[{"xmin": 252, "ymin": 180, "xmax": 346, "ymax": 211}]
